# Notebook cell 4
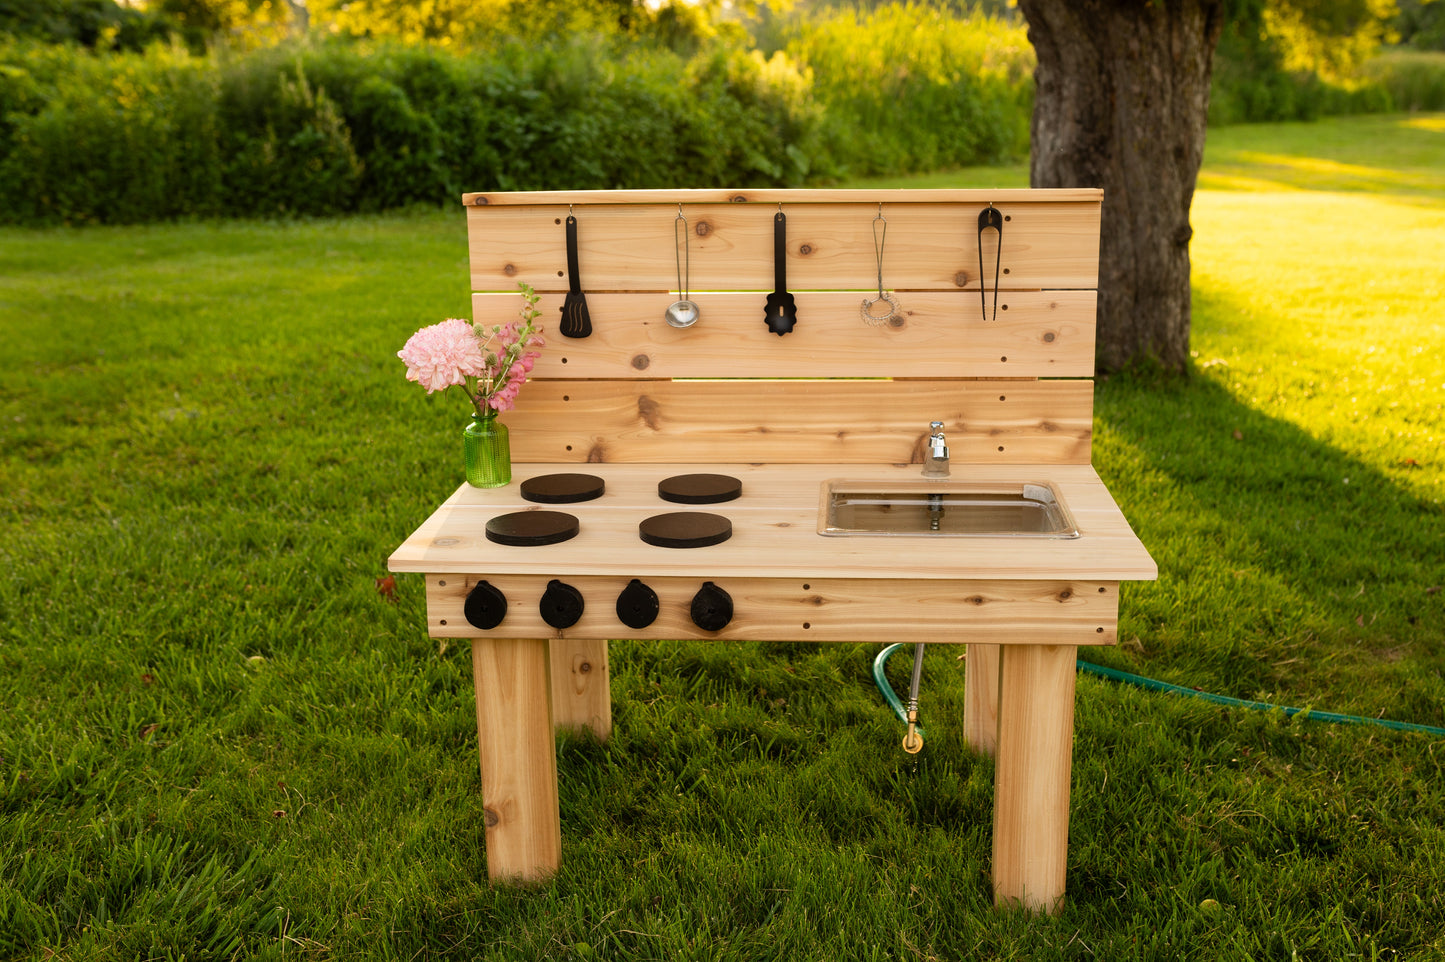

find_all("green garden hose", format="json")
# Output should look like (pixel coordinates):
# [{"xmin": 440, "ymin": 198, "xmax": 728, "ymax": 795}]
[
  {"xmin": 872, "ymin": 643, "xmax": 924, "ymax": 738},
  {"xmin": 1075, "ymin": 659, "xmax": 1445, "ymax": 737},
  {"xmin": 871, "ymin": 647, "xmax": 1445, "ymax": 739}
]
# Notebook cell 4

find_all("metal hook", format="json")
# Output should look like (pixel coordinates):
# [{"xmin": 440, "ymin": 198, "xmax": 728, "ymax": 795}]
[
  {"xmin": 977, "ymin": 204, "xmax": 1004, "ymax": 321},
  {"xmin": 872, "ymin": 207, "xmax": 888, "ymax": 299},
  {"xmin": 674, "ymin": 207, "xmax": 689, "ymax": 302}
]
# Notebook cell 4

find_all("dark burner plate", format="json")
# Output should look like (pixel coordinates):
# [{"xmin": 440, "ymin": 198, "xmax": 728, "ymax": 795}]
[
  {"xmin": 639, "ymin": 511, "xmax": 733, "ymax": 549},
  {"xmin": 520, "ymin": 473, "xmax": 605, "ymax": 504},
  {"xmin": 486, "ymin": 510, "xmax": 580, "ymax": 547},
  {"xmin": 657, "ymin": 473, "xmax": 742, "ymax": 505}
]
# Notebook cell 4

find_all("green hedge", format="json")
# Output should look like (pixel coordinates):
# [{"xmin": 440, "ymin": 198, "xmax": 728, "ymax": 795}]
[
  {"xmin": 1364, "ymin": 49, "xmax": 1445, "ymax": 111},
  {"xmin": 0, "ymin": 4, "xmax": 1042, "ymax": 226},
  {"xmin": 0, "ymin": 38, "xmax": 832, "ymax": 224},
  {"xmin": 781, "ymin": 4, "xmax": 1033, "ymax": 177}
]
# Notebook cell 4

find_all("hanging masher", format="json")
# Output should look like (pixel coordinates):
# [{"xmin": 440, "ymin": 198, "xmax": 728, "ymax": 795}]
[{"xmin": 861, "ymin": 203, "xmax": 901, "ymax": 326}]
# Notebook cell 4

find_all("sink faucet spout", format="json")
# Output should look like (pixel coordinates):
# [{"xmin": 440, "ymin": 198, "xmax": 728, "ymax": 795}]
[{"xmin": 922, "ymin": 421, "xmax": 950, "ymax": 479}]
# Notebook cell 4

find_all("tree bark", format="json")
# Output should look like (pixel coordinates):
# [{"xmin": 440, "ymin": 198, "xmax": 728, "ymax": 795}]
[{"xmin": 1018, "ymin": 0, "xmax": 1224, "ymax": 374}]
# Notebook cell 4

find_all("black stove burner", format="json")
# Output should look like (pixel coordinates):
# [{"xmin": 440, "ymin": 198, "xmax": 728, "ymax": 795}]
[
  {"xmin": 485, "ymin": 510, "xmax": 580, "ymax": 547},
  {"xmin": 520, "ymin": 473, "xmax": 605, "ymax": 504},
  {"xmin": 639, "ymin": 511, "xmax": 732, "ymax": 549},
  {"xmin": 657, "ymin": 473, "xmax": 742, "ymax": 505}
]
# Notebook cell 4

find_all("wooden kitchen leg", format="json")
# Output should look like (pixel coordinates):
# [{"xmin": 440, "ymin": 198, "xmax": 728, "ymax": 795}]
[
  {"xmin": 472, "ymin": 637, "xmax": 561, "ymax": 883},
  {"xmin": 992, "ymin": 644, "xmax": 1077, "ymax": 913},
  {"xmin": 549, "ymin": 639, "xmax": 612, "ymax": 740},
  {"xmin": 964, "ymin": 643, "xmax": 1000, "ymax": 757}
]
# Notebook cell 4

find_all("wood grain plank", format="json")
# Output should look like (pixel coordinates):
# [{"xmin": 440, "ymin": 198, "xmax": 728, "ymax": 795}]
[
  {"xmin": 549, "ymin": 639, "xmax": 610, "ymax": 739},
  {"xmin": 965, "ymin": 643, "xmax": 1001, "ymax": 756},
  {"xmin": 468, "ymin": 202, "xmax": 1101, "ymax": 293},
  {"xmin": 463, "ymin": 188, "xmax": 1103, "ymax": 206},
  {"xmin": 396, "ymin": 511, "xmax": 1152, "ymax": 582},
  {"xmin": 388, "ymin": 463, "xmax": 1158, "ymax": 581},
  {"xmin": 428, "ymin": 575, "xmax": 1119, "ymax": 644},
  {"xmin": 498, "ymin": 380, "xmax": 1093, "ymax": 465},
  {"xmin": 993, "ymin": 643, "xmax": 1077, "ymax": 913},
  {"xmin": 475, "ymin": 290, "xmax": 1096, "ymax": 379},
  {"xmin": 438, "ymin": 462, "xmax": 1118, "ymax": 509},
  {"xmin": 472, "ymin": 637, "xmax": 561, "ymax": 882}
]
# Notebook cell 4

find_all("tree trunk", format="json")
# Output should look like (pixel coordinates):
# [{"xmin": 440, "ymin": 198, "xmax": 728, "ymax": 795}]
[{"xmin": 1018, "ymin": 0, "xmax": 1224, "ymax": 374}]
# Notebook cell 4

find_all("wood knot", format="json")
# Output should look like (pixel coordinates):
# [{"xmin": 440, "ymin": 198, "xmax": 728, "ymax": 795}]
[
  {"xmin": 586, "ymin": 445, "xmax": 606, "ymax": 463},
  {"xmin": 798, "ymin": 243, "xmax": 813, "ymax": 255},
  {"xmin": 484, "ymin": 808, "xmax": 500, "ymax": 827},
  {"xmin": 954, "ymin": 271, "xmax": 969, "ymax": 288},
  {"xmin": 888, "ymin": 314, "xmax": 906, "ymax": 330},
  {"xmin": 631, "ymin": 354, "xmax": 651, "ymax": 370},
  {"xmin": 1043, "ymin": 331, "xmax": 1057, "ymax": 343},
  {"xmin": 1175, "ymin": 224, "xmax": 1194, "ymax": 245},
  {"xmin": 808, "ymin": 595, "xmax": 824, "ymax": 606},
  {"xmin": 471, "ymin": 196, "xmax": 489, "ymax": 206},
  {"xmin": 503, "ymin": 263, "xmax": 516, "ymax": 276},
  {"xmin": 695, "ymin": 221, "xmax": 712, "ymax": 237},
  {"xmin": 729, "ymin": 195, "xmax": 748, "ymax": 203},
  {"xmin": 1058, "ymin": 589, "xmax": 1072, "ymax": 601},
  {"xmin": 578, "ymin": 661, "xmax": 592, "ymax": 674},
  {"xmin": 969, "ymin": 596, "xmax": 985, "ymax": 605},
  {"xmin": 637, "ymin": 395, "xmax": 662, "ymax": 431}
]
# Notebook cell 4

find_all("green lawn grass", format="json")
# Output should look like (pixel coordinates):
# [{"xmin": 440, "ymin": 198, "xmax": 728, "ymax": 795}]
[{"xmin": 2, "ymin": 114, "xmax": 1443, "ymax": 959}]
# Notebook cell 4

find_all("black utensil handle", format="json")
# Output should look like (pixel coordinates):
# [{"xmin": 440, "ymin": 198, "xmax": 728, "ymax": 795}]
[
  {"xmin": 773, "ymin": 211, "xmax": 787, "ymax": 293},
  {"xmin": 977, "ymin": 206, "xmax": 1003, "ymax": 321},
  {"xmin": 566, "ymin": 214, "xmax": 582, "ymax": 294}
]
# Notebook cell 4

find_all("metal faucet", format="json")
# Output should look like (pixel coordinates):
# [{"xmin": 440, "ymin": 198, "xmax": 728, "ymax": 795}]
[{"xmin": 922, "ymin": 421, "xmax": 950, "ymax": 478}]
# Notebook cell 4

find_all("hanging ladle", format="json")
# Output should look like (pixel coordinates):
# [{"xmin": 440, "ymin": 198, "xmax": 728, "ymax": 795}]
[
  {"xmin": 861, "ymin": 203, "xmax": 900, "ymax": 326},
  {"xmin": 665, "ymin": 205, "xmax": 699, "ymax": 329}
]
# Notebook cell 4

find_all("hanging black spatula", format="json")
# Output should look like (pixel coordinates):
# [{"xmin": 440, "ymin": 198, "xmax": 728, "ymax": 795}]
[
  {"xmin": 560, "ymin": 213, "xmax": 592, "ymax": 339},
  {"xmin": 763, "ymin": 210, "xmax": 797, "ymax": 336}
]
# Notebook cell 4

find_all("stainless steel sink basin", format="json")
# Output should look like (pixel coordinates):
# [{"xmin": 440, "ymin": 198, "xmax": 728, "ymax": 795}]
[{"xmin": 818, "ymin": 480, "xmax": 1080, "ymax": 538}]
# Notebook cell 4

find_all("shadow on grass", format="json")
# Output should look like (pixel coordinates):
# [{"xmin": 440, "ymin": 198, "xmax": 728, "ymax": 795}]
[{"xmin": 1090, "ymin": 307, "xmax": 1445, "ymax": 724}]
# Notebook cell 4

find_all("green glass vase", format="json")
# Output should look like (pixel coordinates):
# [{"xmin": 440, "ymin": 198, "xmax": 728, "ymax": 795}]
[{"xmin": 463, "ymin": 409, "xmax": 511, "ymax": 488}]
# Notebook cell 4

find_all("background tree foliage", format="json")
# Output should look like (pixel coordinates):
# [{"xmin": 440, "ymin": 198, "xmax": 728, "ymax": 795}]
[{"xmin": 0, "ymin": 0, "xmax": 1439, "ymax": 229}]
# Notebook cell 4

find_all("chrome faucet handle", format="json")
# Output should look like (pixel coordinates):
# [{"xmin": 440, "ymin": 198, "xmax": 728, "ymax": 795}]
[{"xmin": 923, "ymin": 421, "xmax": 950, "ymax": 478}]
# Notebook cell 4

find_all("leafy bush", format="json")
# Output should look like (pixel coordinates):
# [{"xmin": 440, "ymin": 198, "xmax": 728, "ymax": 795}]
[
  {"xmin": 1208, "ymin": 0, "xmax": 1399, "ymax": 123},
  {"xmin": 0, "ymin": 41, "xmax": 225, "ymax": 223},
  {"xmin": 1364, "ymin": 48, "xmax": 1445, "ymax": 109},
  {"xmin": 778, "ymin": 3, "xmax": 1033, "ymax": 178},
  {"xmin": 0, "ymin": 35, "xmax": 831, "ymax": 225}
]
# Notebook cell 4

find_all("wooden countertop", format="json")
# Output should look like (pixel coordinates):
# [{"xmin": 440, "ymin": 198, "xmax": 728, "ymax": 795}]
[{"xmin": 389, "ymin": 463, "xmax": 1157, "ymax": 582}]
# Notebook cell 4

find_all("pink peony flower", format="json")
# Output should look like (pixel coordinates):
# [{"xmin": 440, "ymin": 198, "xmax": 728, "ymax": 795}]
[{"xmin": 397, "ymin": 318, "xmax": 485, "ymax": 394}]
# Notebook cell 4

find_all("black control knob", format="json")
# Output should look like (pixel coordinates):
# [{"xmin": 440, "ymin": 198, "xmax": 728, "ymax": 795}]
[
  {"xmin": 690, "ymin": 581, "xmax": 733, "ymax": 632},
  {"xmin": 540, "ymin": 579, "xmax": 585, "ymax": 630},
  {"xmin": 463, "ymin": 580, "xmax": 507, "ymax": 630},
  {"xmin": 615, "ymin": 578, "xmax": 660, "ymax": 630}
]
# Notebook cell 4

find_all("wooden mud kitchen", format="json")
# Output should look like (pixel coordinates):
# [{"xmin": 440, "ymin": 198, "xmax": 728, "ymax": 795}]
[{"xmin": 388, "ymin": 188, "xmax": 1157, "ymax": 913}]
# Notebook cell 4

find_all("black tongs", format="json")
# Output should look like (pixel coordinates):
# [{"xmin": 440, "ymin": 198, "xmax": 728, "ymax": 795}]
[
  {"xmin": 978, "ymin": 205, "xmax": 1003, "ymax": 321},
  {"xmin": 560, "ymin": 212, "xmax": 592, "ymax": 338},
  {"xmin": 763, "ymin": 210, "xmax": 797, "ymax": 336}
]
